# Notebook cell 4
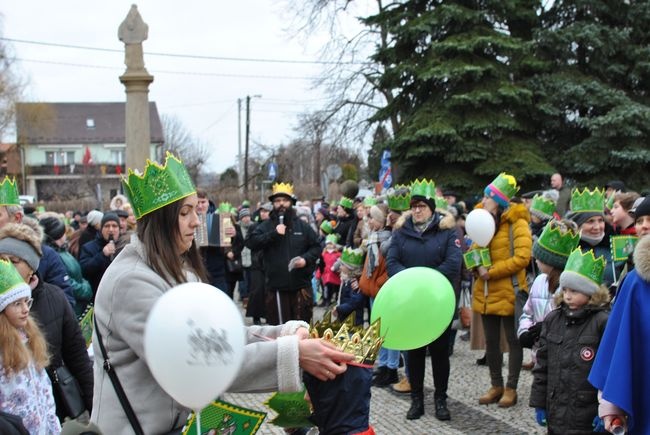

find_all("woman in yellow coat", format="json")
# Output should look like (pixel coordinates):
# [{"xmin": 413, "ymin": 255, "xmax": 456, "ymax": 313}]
[{"xmin": 472, "ymin": 173, "xmax": 532, "ymax": 408}]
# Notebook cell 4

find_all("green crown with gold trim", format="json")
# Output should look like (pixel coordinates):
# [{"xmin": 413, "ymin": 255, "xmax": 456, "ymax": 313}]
[
  {"xmin": 217, "ymin": 202, "xmax": 233, "ymax": 214},
  {"xmin": 530, "ymin": 194, "xmax": 556, "ymax": 219},
  {"xmin": 0, "ymin": 258, "xmax": 28, "ymax": 294},
  {"xmin": 339, "ymin": 196, "xmax": 354, "ymax": 209},
  {"xmin": 435, "ymin": 196, "xmax": 448, "ymax": 210},
  {"xmin": 570, "ymin": 187, "xmax": 605, "ymax": 213},
  {"xmin": 537, "ymin": 220, "xmax": 580, "ymax": 258},
  {"xmin": 325, "ymin": 234, "xmax": 340, "ymax": 245},
  {"xmin": 340, "ymin": 247, "xmax": 364, "ymax": 269},
  {"xmin": 564, "ymin": 248, "xmax": 606, "ymax": 286},
  {"xmin": 387, "ymin": 184, "xmax": 411, "ymax": 211},
  {"xmin": 410, "ymin": 178, "xmax": 436, "ymax": 200},
  {"xmin": 363, "ymin": 196, "xmax": 377, "ymax": 207},
  {"xmin": 0, "ymin": 176, "xmax": 20, "ymax": 206},
  {"xmin": 122, "ymin": 152, "xmax": 196, "ymax": 219},
  {"xmin": 320, "ymin": 220, "xmax": 333, "ymax": 234},
  {"xmin": 487, "ymin": 173, "xmax": 519, "ymax": 201}
]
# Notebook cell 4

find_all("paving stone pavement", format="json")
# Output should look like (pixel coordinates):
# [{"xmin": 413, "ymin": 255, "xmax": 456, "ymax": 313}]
[{"xmin": 228, "ymin": 303, "xmax": 545, "ymax": 434}]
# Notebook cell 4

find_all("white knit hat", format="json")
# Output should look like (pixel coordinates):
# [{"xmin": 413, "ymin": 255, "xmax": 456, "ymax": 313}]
[{"xmin": 0, "ymin": 258, "xmax": 31, "ymax": 312}]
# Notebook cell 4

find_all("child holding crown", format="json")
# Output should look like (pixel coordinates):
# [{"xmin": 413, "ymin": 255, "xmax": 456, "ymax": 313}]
[
  {"xmin": 91, "ymin": 153, "xmax": 353, "ymax": 434},
  {"xmin": 529, "ymin": 248, "xmax": 610, "ymax": 433}
]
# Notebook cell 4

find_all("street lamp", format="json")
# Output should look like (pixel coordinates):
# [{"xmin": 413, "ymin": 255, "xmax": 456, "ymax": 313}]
[{"xmin": 244, "ymin": 94, "xmax": 261, "ymax": 197}]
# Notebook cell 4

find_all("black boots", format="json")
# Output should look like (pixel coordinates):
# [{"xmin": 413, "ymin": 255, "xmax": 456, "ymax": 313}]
[
  {"xmin": 372, "ymin": 368, "xmax": 398, "ymax": 387},
  {"xmin": 435, "ymin": 397, "xmax": 451, "ymax": 421},
  {"xmin": 406, "ymin": 396, "xmax": 424, "ymax": 420}
]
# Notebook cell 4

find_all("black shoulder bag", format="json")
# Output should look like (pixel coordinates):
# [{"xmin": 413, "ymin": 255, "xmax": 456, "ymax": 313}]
[
  {"xmin": 93, "ymin": 316, "xmax": 145, "ymax": 435},
  {"xmin": 49, "ymin": 364, "xmax": 86, "ymax": 419}
]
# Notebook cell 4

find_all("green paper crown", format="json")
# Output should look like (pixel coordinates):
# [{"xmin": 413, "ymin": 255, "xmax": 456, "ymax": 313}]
[
  {"xmin": 435, "ymin": 196, "xmax": 448, "ymax": 210},
  {"xmin": 531, "ymin": 194, "xmax": 556, "ymax": 219},
  {"xmin": 488, "ymin": 173, "xmax": 519, "ymax": 201},
  {"xmin": 570, "ymin": 187, "xmax": 605, "ymax": 213},
  {"xmin": 0, "ymin": 258, "xmax": 28, "ymax": 294},
  {"xmin": 339, "ymin": 196, "xmax": 354, "ymax": 209},
  {"xmin": 122, "ymin": 152, "xmax": 196, "ymax": 219},
  {"xmin": 340, "ymin": 247, "xmax": 364, "ymax": 268},
  {"xmin": 410, "ymin": 178, "xmax": 436, "ymax": 200},
  {"xmin": 564, "ymin": 248, "xmax": 606, "ymax": 286},
  {"xmin": 537, "ymin": 220, "xmax": 580, "ymax": 258},
  {"xmin": 387, "ymin": 184, "xmax": 411, "ymax": 211},
  {"xmin": 325, "ymin": 234, "xmax": 339, "ymax": 245},
  {"xmin": 320, "ymin": 220, "xmax": 333, "ymax": 234},
  {"xmin": 0, "ymin": 176, "xmax": 20, "ymax": 206},
  {"xmin": 363, "ymin": 196, "xmax": 377, "ymax": 207},
  {"xmin": 218, "ymin": 202, "xmax": 233, "ymax": 214}
]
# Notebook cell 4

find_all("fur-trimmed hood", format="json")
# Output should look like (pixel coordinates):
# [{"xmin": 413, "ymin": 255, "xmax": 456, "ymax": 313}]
[
  {"xmin": 633, "ymin": 235, "xmax": 650, "ymax": 282},
  {"xmin": 393, "ymin": 209, "xmax": 456, "ymax": 231}
]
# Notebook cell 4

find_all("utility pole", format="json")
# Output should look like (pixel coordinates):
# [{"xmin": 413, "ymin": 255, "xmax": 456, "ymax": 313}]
[{"xmin": 244, "ymin": 96, "xmax": 251, "ymax": 197}]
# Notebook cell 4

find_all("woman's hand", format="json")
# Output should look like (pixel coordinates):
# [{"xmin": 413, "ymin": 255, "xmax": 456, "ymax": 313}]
[
  {"xmin": 603, "ymin": 414, "xmax": 626, "ymax": 433},
  {"xmin": 298, "ymin": 339, "xmax": 355, "ymax": 381},
  {"xmin": 295, "ymin": 326, "xmax": 310, "ymax": 340},
  {"xmin": 477, "ymin": 266, "xmax": 490, "ymax": 281},
  {"xmin": 226, "ymin": 251, "xmax": 234, "ymax": 260}
]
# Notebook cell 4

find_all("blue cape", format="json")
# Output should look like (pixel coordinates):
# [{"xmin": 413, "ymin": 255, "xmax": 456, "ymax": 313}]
[{"xmin": 589, "ymin": 269, "xmax": 650, "ymax": 434}]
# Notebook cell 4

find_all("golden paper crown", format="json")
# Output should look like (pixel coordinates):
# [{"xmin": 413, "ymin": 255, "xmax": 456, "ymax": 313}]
[
  {"xmin": 122, "ymin": 152, "xmax": 196, "ymax": 219},
  {"xmin": 309, "ymin": 311, "xmax": 383, "ymax": 366},
  {"xmin": 270, "ymin": 182, "xmax": 294, "ymax": 198}
]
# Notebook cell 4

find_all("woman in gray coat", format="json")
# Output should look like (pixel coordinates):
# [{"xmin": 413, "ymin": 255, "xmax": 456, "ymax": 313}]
[{"xmin": 91, "ymin": 154, "xmax": 353, "ymax": 434}]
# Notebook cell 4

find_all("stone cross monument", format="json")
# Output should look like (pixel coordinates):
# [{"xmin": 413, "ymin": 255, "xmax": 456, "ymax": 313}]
[{"xmin": 119, "ymin": 4, "xmax": 154, "ymax": 171}]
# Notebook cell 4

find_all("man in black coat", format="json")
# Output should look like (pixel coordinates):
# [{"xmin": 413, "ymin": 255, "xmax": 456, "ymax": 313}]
[
  {"xmin": 79, "ymin": 213, "xmax": 120, "ymax": 295},
  {"xmin": 246, "ymin": 183, "xmax": 321, "ymax": 324}
]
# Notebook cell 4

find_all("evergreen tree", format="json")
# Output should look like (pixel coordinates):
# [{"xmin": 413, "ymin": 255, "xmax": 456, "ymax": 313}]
[
  {"xmin": 531, "ymin": 0, "xmax": 650, "ymax": 189},
  {"xmin": 364, "ymin": 0, "xmax": 552, "ymax": 192}
]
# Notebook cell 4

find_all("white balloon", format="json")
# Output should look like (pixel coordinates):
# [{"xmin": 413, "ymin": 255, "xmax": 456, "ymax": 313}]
[
  {"xmin": 144, "ymin": 282, "xmax": 246, "ymax": 410},
  {"xmin": 465, "ymin": 209, "xmax": 496, "ymax": 247}
]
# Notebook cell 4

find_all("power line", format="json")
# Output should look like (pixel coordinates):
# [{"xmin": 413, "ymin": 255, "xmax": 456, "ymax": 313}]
[
  {"xmin": 2, "ymin": 36, "xmax": 367, "ymax": 66},
  {"xmin": 15, "ymin": 58, "xmax": 319, "ymax": 80}
]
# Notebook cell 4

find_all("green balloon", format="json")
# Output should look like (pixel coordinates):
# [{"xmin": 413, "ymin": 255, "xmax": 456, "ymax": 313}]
[{"xmin": 370, "ymin": 267, "xmax": 455, "ymax": 350}]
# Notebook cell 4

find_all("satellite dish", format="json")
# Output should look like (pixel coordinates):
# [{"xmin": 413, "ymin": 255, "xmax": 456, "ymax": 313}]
[{"xmin": 326, "ymin": 164, "xmax": 342, "ymax": 180}]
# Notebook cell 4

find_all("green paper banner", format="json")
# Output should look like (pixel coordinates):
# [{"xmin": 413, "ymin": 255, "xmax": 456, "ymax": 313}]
[
  {"xmin": 610, "ymin": 235, "xmax": 638, "ymax": 262},
  {"xmin": 78, "ymin": 306, "xmax": 94, "ymax": 348},
  {"xmin": 183, "ymin": 400, "xmax": 266, "ymax": 435}
]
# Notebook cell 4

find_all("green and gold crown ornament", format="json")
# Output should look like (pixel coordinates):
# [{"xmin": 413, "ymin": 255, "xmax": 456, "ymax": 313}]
[
  {"xmin": 562, "ymin": 248, "xmax": 606, "ymax": 290},
  {"xmin": 0, "ymin": 176, "xmax": 20, "ymax": 206},
  {"xmin": 339, "ymin": 196, "xmax": 354, "ymax": 210},
  {"xmin": 362, "ymin": 196, "xmax": 377, "ymax": 207},
  {"xmin": 340, "ymin": 247, "xmax": 364, "ymax": 269},
  {"xmin": 535, "ymin": 220, "xmax": 580, "ymax": 259},
  {"xmin": 530, "ymin": 194, "xmax": 556, "ymax": 220},
  {"xmin": 320, "ymin": 220, "xmax": 333, "ymax": 234},
  {"xmin": 325, "ymin": 234, "xmax": 340, "ymax": 245},
  {"xmin": 435, "ymin": 196, "xmax": 448, "ymax": 211},
  {"xmin": 122, "ymin": 152, "xmax": 196, "ymax": 219},
  {"xmin": 484, "ymin": 173, "xmax": 519, "ymax": 208},
  {"xmin": 217, "ymin": 202, "xmax": 233, "ymax": 214},
  {"xmin": 0, "ymin": 259, "xmax": 31, "ymax": 312},
  {"xmin": 570, "ymin": 187, "xmax": 605, "ymax": 213},
  {"xmin": 410, "ymin": 178, "xmax": 436, "ymax": 200},
  {"xmin": 386, "ymin": 184, "xmax": 411, "ymax": 212}
]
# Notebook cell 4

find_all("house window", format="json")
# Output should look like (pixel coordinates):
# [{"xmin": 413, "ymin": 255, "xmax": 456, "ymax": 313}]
[
  {"xmin": 86, "ymin": 118, "xmax": 95, "ymax": 129},
  {"xmin": 46, "ymin": 151, "xmax": 75, "ymax": 165},
  {"xmin": 110, "ymin": 149, "xmax": 125, "ymax": 165}
]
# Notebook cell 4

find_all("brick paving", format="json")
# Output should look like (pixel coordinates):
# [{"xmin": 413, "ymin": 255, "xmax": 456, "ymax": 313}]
[{"xmin": 226, "ymin": 304, "xmax": 545, "ymax": 434}]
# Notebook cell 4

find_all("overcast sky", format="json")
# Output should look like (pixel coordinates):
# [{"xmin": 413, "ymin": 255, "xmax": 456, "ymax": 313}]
[{"xmin": 1, "ymin": 1, "xmax": 366, "ymax": 173}]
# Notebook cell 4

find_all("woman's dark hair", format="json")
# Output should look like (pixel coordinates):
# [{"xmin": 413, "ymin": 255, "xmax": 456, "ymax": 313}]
[
  {"xmin": 547, "ymin": 268, "xmax": 561, "ymax": 296},
  {"xmin": 137, "ymin": 197, "xmax": 208, "ymax": 286}
]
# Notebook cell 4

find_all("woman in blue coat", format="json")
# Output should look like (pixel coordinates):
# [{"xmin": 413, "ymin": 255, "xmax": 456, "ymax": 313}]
[{"xmin": 387, "ymin": 179, "xmax": 462, "ymax": 421}]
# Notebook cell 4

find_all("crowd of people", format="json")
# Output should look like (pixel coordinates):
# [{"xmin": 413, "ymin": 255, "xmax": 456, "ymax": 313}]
[{"xmin": 0, "ymin": 160, "xmax": 649, "ymax": 433}]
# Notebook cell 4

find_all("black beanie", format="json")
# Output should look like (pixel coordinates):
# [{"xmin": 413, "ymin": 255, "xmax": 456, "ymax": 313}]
[
  {"xmin": 39, "ymin": 216, "xmax": 66, "ymax": 241},
  {"xmin": 101, "ymin": 212, "xmax": 120, "ymax": 228},
  {"xmin": 410, "ymin": 195, "xmax": 436, "ymax": 213},
  {"xmin": 633, "ymin": 196, "xmax": 650, "ymax": 219},
  {"xmin": 568, "ymin": 211, "xmax": 603, "ymax": 228}
]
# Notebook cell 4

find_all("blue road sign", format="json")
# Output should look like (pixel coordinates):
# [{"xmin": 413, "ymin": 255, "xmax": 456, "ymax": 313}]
[{"xmin": 268, "ymin": 162, "xmax": 278, "ymax": 181}]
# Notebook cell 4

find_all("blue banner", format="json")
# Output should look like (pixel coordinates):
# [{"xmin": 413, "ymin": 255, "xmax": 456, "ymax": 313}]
[{"xmin": 379, "ymin": 150, "xmax": 392, "ymax": 189}]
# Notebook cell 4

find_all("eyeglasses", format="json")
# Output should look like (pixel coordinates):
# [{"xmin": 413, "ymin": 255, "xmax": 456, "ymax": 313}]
[
  {"xmin": 9, "ymin": 298, "xmax": 33, "ymax": 310},
  {"xmin": 410, "ymin": 204, "xmax": 428, "ymax": 211}
]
